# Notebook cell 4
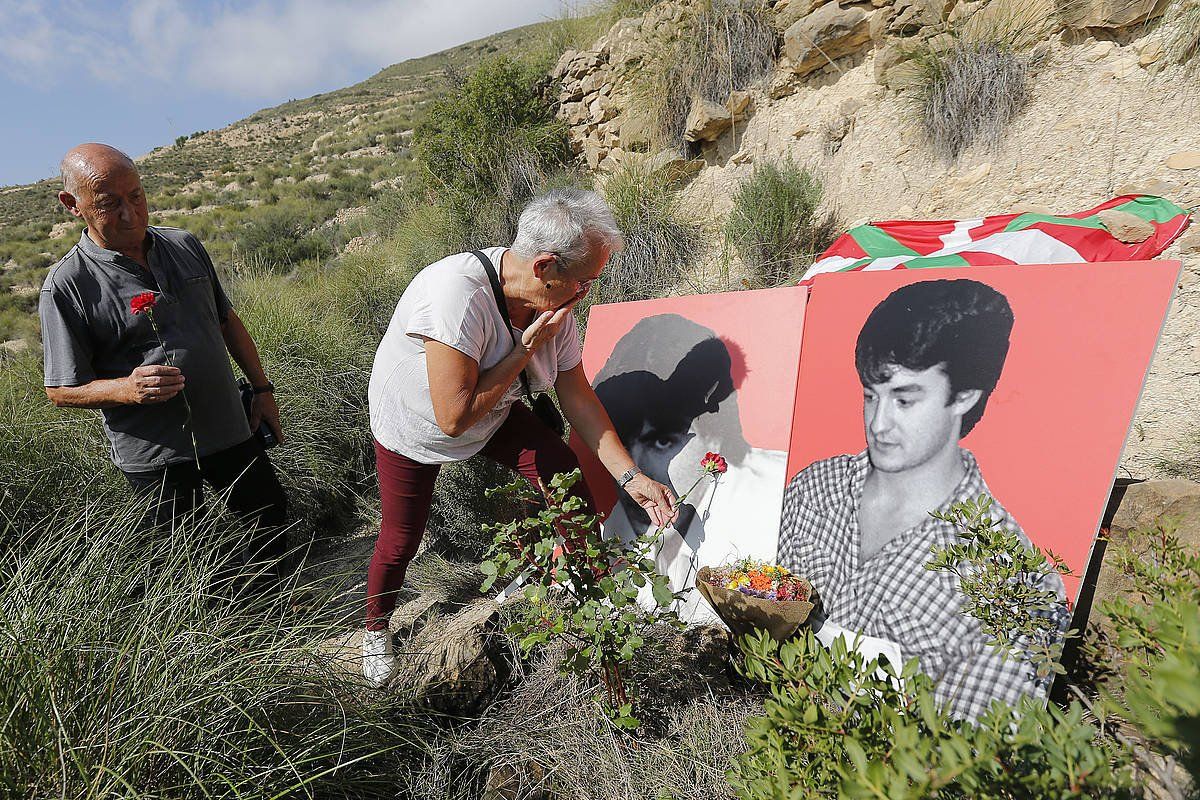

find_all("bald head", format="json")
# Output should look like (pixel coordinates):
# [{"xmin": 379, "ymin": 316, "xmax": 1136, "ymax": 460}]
[
  {"xmin": 58, "ymin": 143, "xmax": 149, "ymax": 257},
  {"xmin": 60, "ymin": 143, "xmax": 138, "ymax": 197}
]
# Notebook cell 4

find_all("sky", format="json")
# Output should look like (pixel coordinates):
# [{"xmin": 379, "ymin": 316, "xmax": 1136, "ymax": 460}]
[{"xmin": 0, "ymin": 0, "xmax": 564, "ymax": 187}]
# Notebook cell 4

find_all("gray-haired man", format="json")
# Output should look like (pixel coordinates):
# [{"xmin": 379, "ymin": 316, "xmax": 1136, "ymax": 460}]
[{"xmin": 39, "ymin": 143, "xmax": 289, "ymax": 587}]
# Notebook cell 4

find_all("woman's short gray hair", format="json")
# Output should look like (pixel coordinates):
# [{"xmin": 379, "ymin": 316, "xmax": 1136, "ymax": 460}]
[{"xmin": 511, "ymin": 188, "xmax": 624, "ymax": 268}]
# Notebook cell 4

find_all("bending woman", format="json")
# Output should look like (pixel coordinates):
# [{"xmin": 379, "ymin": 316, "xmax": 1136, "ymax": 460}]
[{"xmin": 363, "ymin": 188, "xmax": 677, "ymax": 685}]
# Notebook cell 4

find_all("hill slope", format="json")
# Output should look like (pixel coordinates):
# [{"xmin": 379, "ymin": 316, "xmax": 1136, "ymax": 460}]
[{"xmin": 0, "ymin": 21, "xmax": 557, "ymax": 344}]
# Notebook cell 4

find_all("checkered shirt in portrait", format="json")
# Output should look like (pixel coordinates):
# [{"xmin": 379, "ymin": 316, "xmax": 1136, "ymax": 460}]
[{"xmin": 777, "ymin": 449, "xmax": 1068, "ymax": 722}]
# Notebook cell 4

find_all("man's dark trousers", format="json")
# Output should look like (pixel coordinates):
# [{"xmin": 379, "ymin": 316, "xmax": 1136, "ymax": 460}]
[{"xmin": 122, "ymin": 436, "xmax": 289, "ymax": 592}]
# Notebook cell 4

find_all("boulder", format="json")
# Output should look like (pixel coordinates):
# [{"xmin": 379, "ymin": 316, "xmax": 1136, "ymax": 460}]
[
  {"xmin": 552, "ymin": 49, "xmax": 578, "ymax": 79},
  {"xmin": 773, "ymin": 0, "xmax": 827, "ymax": 29},
  {"xmin": 1109, "ymin": 480, "xmax": 1200, "ymax": 538},
  {"xmin": 583, "ymin": 138, "xmax": 609, "ymax": 170},
  {"xmin": 614, "ymin": 109, "xmax": 656, "ymax": 150},
  {"xmin": 1097, "ymin": 209, "xmax": 1155, "ymax": 243},
  {"xmin": 684, "ymin": 98, "xmax": 733, "ymax": 142},
  {"xmin": 784, "ymin": 3, "xmax": 872, "ymax": 77},
  {"xmin": 396, "ymin": 599, "xmax": 507, "ymax": 716},
  {"xmin": 1058, "ymin": 0, "xmax": 1171, "ymax": 29},
  {"xmin": 558, "ymin": 101, "xmax": 589, "ymax": 126},
  {"xmin": 727, "ymin": 90, "xmax": 754, "ymax": 117},
  {"xmin": 881, "ymin": 0, "xmax": 945, "ymax": 37},
  {"xmin": 1166, "ymin": 151, "xmax": 1200, "ymax": 170},
  {"xmin": 874, "ymin": 43, "xmax": 924, "ymax": 88},
  {"xmin": 482, "ymin": 761, "xmax": 551, "ymax": 800}
]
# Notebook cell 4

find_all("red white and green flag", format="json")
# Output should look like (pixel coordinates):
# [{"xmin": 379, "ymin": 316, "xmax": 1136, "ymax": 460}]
[{"xmin": 802, "ymin": 195, "xmax": 1192, "ymax": 281}]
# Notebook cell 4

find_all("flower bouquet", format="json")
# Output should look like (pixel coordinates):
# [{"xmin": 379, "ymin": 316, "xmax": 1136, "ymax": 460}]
[{"xmin": 696, "ymin": 559, "xmax": 816, "ymax": 641}]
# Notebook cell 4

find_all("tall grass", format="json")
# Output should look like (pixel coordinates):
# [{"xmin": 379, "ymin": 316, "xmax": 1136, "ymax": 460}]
[
  {"xmin": 0, "ymin": 506, "xmax": 426, "ymax": 799},
  {"xmin": 1165, "ymin": 0, "xmax": 1200, "ymax": 69},
  {"xmin": 632, "ymin": 0, "xmax": 778, "ymax": 152},
  {"xmin": 0, "ymin": 351, "xmax": 122, "ymax": 533},
  {"xmin": 584, "ymin": 163, "xmax": 703, "ymax": 319},
  {"xmin": 913, "ymin": 39, "xmax": 1034, "ymax": 159},
  {"xmin": 724, "ymin": 159, "xmax": 840, "ymax": 288}
]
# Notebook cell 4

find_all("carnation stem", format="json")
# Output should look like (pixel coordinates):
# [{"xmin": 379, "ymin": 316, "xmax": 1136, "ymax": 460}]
[{"xmin": 147, "ymin": 310, "xmax": 202, "ymax": 470}]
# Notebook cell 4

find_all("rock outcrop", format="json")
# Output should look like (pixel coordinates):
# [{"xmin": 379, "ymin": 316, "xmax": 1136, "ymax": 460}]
[
  {"xmin": 783, "ymin": 3, "xmax": 873, "ymax": 77},
  {"xmin": 551, "ymin": 0, "xmax": 1200, "ymax": 479}
]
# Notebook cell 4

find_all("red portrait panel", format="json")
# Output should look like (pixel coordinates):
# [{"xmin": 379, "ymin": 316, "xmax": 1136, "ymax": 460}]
[
  {"xmin": 786, "ymin": 261, "xmax": 1181, "ymax": 603},
  {"xmin": 570, "ymin": 285, "xmax": 808, "ymax": 622}
]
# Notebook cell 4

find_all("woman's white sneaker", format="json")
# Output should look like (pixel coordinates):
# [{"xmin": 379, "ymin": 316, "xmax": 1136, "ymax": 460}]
[{"xmin": 362, "ymin": 628, "xmax": 395, "ymax": 688}]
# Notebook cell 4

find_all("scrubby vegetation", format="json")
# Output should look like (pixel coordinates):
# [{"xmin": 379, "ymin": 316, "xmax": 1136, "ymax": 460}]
[
  {"xmin": 912, "ymin": 39, "xmax": 1035, "ymax": 159},
  {"xmin": 587, "ymin": 162, "xmax": 704, "ymax": 314},
  {"xmin": 4, "ymin": 3, "xmax": 1200, "ymax": 797},
  {"xmin": 632, "ymin": 0, "xmax": 778, "ymax": 152},
  {"xmin": 724, "ymin": 159, "xmax": 839, "ymax": 287}
]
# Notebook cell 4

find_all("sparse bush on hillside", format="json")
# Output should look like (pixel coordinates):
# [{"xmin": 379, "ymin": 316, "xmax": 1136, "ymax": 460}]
[
  {"xmin": 635, "ymin": 0, "xmax": 778, "ymax": 152},
  {"xmin": 234, "ymin": 199, "xmax": 334, "ymax": 269},
  {"xmin": 415, "ymin": 56, "xmax": 572, "ymax": 244},
  {"xmin": 586, "ymin": 163, "xmax": 702, "ymax": 318},
  {"xmin": 912, "ymin": 38, "xmax": 1034, "ymax": 159},
  {"xmin": 725, "ymin": 159, "xmax": 840, "ymax": 288}
]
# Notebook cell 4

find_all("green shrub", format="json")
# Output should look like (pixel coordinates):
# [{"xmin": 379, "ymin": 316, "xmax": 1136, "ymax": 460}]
[
  {"xmin": 732, "ymin": 629, "xmax": 1132, "ymax": 799},
  {"xmin": 585, "ymin": 163, "xmax": 702, "ymax": 318},
  {"xmin": 1096, "ymin": 525, "xmax": 1200, "ymax": 784},
  {"xmin": 724, "ymin": 159, "xmax": 839, "ymax": 287},
  {"xmin": 415, "ymin": 56, "xmax": 571, "ymax": 244},
  {"xmin": 234, "ymin": 200, "xmax": 334, "ymax": 270},
  {"xmin": 481, "ymin": 469, "xmax": 683, "ymax": 727}
]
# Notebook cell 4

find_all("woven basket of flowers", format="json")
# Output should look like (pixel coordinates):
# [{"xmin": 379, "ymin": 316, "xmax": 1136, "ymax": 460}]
[{"xmin": 696, "ymin": 560, "xmax": 816, "ymax": 641}]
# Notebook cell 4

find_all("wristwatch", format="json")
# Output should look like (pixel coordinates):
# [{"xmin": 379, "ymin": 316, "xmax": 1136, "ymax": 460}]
[
  {"xmin": 616, "ymin": 466, "xmax": 641, "ymax": 489},
  {"xmin": 251, "ymin": 381, "xmax": 275, "ymax": 394}
]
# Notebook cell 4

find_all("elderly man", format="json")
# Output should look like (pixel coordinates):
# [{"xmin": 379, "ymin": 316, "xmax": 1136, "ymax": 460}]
[{"xmin": 39, "ymin": 143, "xmax": 288, "ymax": 586}]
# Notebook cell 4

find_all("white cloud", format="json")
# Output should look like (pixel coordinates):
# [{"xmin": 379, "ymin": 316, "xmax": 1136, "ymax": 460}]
[{"xmin": 0, "ymin": 0, "xmax": 563, "ymax": 98}]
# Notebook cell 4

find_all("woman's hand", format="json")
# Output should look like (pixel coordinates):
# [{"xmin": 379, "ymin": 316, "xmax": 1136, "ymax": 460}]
[
  {"xmin": 521, "ymin": 297, "xmax": 580, "ymax": 353},
  {"xmin": 624, "ymin": 473, "xmax": 678, "ymax": 529}
]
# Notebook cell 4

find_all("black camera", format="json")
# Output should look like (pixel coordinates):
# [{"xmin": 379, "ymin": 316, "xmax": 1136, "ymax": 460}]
[{"xmin": 238, "ymin": 378, "xmax": 279, "ymax": 449}]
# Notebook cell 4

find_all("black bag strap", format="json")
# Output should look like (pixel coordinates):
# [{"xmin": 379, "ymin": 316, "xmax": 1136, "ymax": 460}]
[{"xmin": 471, "ymin": 249, "xmax": 534, "ymax": 402}]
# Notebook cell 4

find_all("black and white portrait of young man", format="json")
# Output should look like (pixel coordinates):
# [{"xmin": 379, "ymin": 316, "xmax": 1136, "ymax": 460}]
[
  {"xmin": 594, "ymin": 314, "xmax": 788, "ymax": 622},
  {"xmin": 777, "ymin": 278, "xmax": 1068, "ymax": 721}
]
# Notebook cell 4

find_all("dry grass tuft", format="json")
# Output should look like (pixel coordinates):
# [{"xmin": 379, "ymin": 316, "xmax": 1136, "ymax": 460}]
[
  {"xmin": 406, "ymin": 619, "xmax": 761, "ymax": 799},
  {"xmin": 636, "ymin": 0, "xmax": 778, "ymax": 152},
  {"xmin": 914, "ymin": 39, "xmax": 1035, "ymax": 160}
]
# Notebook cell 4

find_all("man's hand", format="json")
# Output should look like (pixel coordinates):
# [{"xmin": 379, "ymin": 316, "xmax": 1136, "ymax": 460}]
[
  {"xmin": 624, "ymin": 473, "xmax": 678, "ymax": 529},
  {"xmin": 250, "ymin": 390, "xmax": 285, "ymax": 444},
  {"xmin": 123, "ymin": 365, "xmax": 185, "ymax": 404},
  {"xmin": 521, "ymin": 297, "xmax": 580, "ymax": 353}
]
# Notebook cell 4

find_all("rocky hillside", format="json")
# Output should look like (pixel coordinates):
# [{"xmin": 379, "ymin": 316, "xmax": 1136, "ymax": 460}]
[
  {"xmin": 546, "ymin": 0, "xmax": 1199, "ymax": 479},
  {"xmin": 0, "ymin": 21, "xmax": 557, "ymax": 346}
]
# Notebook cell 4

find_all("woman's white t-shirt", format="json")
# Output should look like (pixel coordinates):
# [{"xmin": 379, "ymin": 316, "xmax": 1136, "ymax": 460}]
[{"xmin": 368, "ymin": 247, "xmax": 583, "ymax": 464}]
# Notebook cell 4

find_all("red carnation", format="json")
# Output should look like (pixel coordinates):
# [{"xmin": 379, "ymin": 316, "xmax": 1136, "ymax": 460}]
[
  {"xmin": 701, "ymin": 452, "xmax": 728, "ymax": 475},
  {"xmin": 130, "ymin": 292, "xmax": 158, "ymax": 315}
]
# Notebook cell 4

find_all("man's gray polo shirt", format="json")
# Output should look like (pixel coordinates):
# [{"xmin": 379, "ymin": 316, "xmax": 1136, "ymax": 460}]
[{"xmin": 40, "ymin": 226, "xmax": 251, "ymax": 471}]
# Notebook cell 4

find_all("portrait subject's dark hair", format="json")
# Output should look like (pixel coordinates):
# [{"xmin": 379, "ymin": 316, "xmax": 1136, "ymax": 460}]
[{"xmin": 855, "ymin": 278, "xmax": 1014, "ymax": 437}]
